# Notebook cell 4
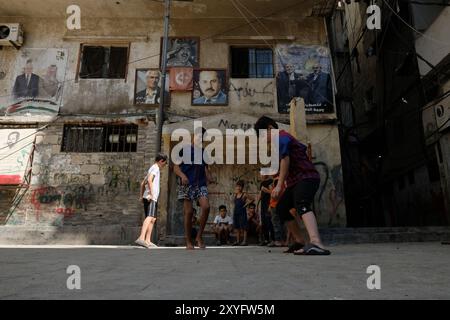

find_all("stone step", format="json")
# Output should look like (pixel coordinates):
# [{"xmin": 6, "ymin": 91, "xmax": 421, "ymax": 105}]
[
  {"xmin": 1, "ymin": 225, "xmax": 449, "ymax": 245},
  {"xmin": 321, "ymin": 227, "xmax": 450, "ymax": 244}
]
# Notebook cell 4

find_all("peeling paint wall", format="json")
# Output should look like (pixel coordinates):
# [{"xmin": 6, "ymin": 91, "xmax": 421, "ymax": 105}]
[{"xmin": 2, "ymin": 119, "xmax": 157, "ymax": 242}]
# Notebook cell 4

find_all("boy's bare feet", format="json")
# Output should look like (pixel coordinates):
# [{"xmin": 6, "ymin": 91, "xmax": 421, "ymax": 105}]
[
  {"xmin": 186, "ymin": 242, "xmax": 195, "ymax": 250},
  {"xmin": 196, "ymin": 238, "xmax": 206, "ymax": 249}
]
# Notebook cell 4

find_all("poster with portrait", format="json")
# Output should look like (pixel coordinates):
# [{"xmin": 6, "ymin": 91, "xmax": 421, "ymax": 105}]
[
  {"xmin": 169, "ymin": 68, "xmax": 193, "ymax": 91},
  {"xmin": 134, "ymin": 69, "xmax": 170, "ymax": 106},
  {"xmin": 0, "ymin": 48, "xmax": 68, "ymax": 117},
  {"xmin": 192, "ymin": 69, "xmax": 228, "ymax": 106},
  {"xmin": 275, "ymin": 44, "xmax": 334, "ymax": 114},
  {"xmin": 162, "ymin": 37, "xmax": 200, "ymax": 68},
  {"xmin": 0, "ymin": 128, "xmax": 37, "ymax": 185}
]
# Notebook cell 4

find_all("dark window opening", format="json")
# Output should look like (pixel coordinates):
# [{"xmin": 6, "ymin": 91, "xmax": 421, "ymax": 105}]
[
  {"xmin": 62, "ymin": 124, "xmax": 138, "ymax": 153},
  {"xmin": 79, "ymin": 45, "xmax": 128, "ymax": 79},
  {"xmin": 231, "ymin": 47, "xmax": 273, "ymax": 78}
]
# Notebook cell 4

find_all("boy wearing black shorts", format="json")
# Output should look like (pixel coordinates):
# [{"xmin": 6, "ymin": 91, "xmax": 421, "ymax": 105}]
[
  {"xmin": 254, "ymin": 116, "xmax": 330, "ymax": 255},
  {"xmin": 136, "ymin": 154, "xmax": 168, "ymax": 248}
]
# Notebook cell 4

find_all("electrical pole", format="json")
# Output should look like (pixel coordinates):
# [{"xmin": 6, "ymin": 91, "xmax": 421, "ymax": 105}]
[{"xmin": 156, "ymin": 0, "xmax": 171, "ymax": 155}]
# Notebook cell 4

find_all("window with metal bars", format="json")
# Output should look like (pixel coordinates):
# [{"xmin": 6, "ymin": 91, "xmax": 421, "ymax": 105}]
[
  {"xmin": 61, "ymin": 124, "xmax": 138, "ymax": 153},
  {"xmin": 231, "ymin": 47, "xmax": 274, "ymax": 78},
  {"xmin": 79, "ymin": 45, "xmax": 129, "ymax": 79}
]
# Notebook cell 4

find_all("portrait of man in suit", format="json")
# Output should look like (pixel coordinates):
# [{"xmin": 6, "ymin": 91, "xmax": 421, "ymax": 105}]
[
  {"xmin": 192, "ymin": 70, "xmax": 228, "ymax": 106},
  {"xmin": 275, "ymin": 44, "xmax": 334, "ymax": 114},
  {"xmin": 276, "ymin": 63, "xmax": 309, "ymax": 113},
  {"xmin": 135, "ymin": 69, "xmax": 170, "ymax": 106},
  {"xmin": 136, "ymin": 70, "xmax": 161, "ymax": 105},
  {"xmin": 306, "ymin": 63, "xmax": 333, "ymax": 108},
  {"xmin": 12, "ymin": 59, "xmax": 40, "ymax": 100}
]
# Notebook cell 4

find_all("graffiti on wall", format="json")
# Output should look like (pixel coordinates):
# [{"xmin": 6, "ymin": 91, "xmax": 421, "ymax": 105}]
[
  {"xmin": 103, "ymin": 165, "xmax": 141, "ymax": 194},
  {"xmin": 31, "ymin": 184, "xmax": 94, "ymax": 220},
  {"xmin": 28, "ymin": 162, "xmax": 142, "ymax": 222},
  {"xmin": 228, "ymin": 79, "xmax": 276, "ymax": 110},
  {"xmin": 314, "ymin": 162, "xmax": 345, "ymax": 227}
]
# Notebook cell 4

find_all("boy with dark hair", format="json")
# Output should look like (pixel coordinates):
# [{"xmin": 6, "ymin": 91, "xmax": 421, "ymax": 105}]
[
  {"xmin": 246, "ymin": 203, "xmax": 261, "ymax": 243},
  {"xmin": 173, "ymin": 127, "xmax": 212, "ymax": 250},
  {"xmin": 136, "ymin": 153, "xmax": 168, "ymax": 248},
  {"xmin": 254, "ymin": 116, "xmax": 330, "ymax": 255},
  {"xmin": 213, "ymin": 205, "xmax": 233, "ymax": 245}
]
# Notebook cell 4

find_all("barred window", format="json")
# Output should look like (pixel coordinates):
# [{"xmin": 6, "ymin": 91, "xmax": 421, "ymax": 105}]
[
  {"xmin": 231, "ymin": 47, "xmax": 274, "ymax": 78},
  {"xmin": 79, "ymin": 45, "xmax": 129, "ymax": 79},
  {"xmin": 62, "ymin": 124, "xmax": 138, "ymax": 153}
]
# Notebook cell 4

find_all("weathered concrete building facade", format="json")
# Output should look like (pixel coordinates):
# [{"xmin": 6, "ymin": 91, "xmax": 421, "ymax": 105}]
[
  {"xmin": 418, "ymin": 6, "xmax": 450, "ymax": 222},
  {"xmin": 0, "ymin": 0, "xmax": 345, "ymax": 244},
  {"xmin": 330, "ymin": 0, "xmax": 450, "ymax": 227}
]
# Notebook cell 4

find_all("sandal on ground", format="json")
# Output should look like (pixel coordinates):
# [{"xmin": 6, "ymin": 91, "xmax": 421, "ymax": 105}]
[
  {"xmin": 294, "ymin": 243, "xmax": 331, "ymax": 256},
  {"xmin": 283, "ymin": 242, "xmax": 304, "ymax": 253},
  {"xmin": 135, "ymin": 239, "xmax": 150, "ymax": 248},
  {"xmin": 239, "ymin": 242, "xmax": 248, "ymax": 246}
]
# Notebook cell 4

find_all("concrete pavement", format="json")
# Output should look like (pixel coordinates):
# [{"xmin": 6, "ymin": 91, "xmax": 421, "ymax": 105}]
[{"xmin": 0, "ymin": 242, "xmax": 449, "ymax": 300}]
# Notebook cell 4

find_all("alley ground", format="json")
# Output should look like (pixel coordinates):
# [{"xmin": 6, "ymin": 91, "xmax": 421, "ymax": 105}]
[{"xmin": 0, "ymin": 242, "xmax": 449, "ymax": 300}]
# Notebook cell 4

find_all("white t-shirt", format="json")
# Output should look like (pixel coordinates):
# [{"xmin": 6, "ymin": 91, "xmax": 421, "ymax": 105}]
[
  {"xmin": 214, "ymin": 215, "xmax": 233, "ymax": 225},
  {"xmin": 143, "ymin": 164, "xmax": 160, "ymax": 202}
]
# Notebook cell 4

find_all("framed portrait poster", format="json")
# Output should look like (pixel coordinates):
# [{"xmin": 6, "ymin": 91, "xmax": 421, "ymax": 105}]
[
  {"xmin": 162, "ymin": 37, "xmax": 200, "ymax": 68},
  {"xmin": 192, "ymin": 69, "xmax": 228, "ymax": 106},
  {"xmin": 134, "ymin": 68, "xmax": 170, "ymax": 106}
]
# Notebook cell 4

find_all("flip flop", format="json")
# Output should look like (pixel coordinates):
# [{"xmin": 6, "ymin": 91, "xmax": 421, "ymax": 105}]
[
  {"xmin": 283, "ymin": 242, "xmax": 304, "ymax": 253},
  {"xmin": 294, "ymin": 243, "xmax": 331, "ymax": 256},
  {"xmin": 135, "ymin": 239, "xmax": 150, "ymax": 248}
]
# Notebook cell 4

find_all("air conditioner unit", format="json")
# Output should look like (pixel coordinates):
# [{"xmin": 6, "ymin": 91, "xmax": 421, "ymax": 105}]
[
  {"xmin": 0, "ymin": 23, "xmax": 24, "ymax": 48},
  {"xmin": 435, "ymin": 94, "xmax": 450, "ymax": 132}
]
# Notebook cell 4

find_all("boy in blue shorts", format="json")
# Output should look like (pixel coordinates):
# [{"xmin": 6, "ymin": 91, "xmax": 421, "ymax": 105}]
[{"xmin": 173, "ymin": 127, "xmax": 212, "ymax": 250}]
